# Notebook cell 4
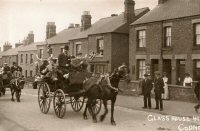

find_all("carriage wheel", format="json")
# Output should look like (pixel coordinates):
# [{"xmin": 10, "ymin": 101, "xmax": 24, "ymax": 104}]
[
  {"xmin": 70, "ymin": 96, "xmax": 85, "ymax": 112},
  {"xmin": 38, "ymin": 82, "xmax": 51, "ymax": 114},
  {"xmin": 53, "ymin": 89, "xmax": 66, "ymax": 118},
  {"xmin": 89, "ymin": 99, "xmax": 102, "ymax": 115}
]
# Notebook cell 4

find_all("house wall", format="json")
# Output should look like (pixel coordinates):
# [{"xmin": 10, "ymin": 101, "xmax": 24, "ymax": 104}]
[{"xmin": 129, "ymin": 16, "xmax": 200, "ymax": 84}]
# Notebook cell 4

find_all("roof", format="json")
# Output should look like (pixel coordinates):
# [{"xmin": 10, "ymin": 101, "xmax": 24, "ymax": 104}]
[
  {"xmin": 72, "ymin": 7, "xmax": 149, "ymax": 40},
  {"xmin": 47, "ymin": 27, "xmax": 80, "ymax": 44},
  {"xmin": 18, "ymin": 42, "xmax": 44, "ymax": 52},
  {"xmin": 1, "ymin": 45, "xmax": 24, "ymax": 56},
  {"xmin": 133, "ymin": 0, "xmax": 200, "ymax": 25}
]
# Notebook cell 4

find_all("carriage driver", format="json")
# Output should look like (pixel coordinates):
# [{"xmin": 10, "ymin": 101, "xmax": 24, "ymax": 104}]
[
  {"xmin": 11, "ymin": 62, "xmax": 22, "ymax": 78},
  {"xmin": 58, "ymin": 45, "xmax": 72, "ymax": 79}
]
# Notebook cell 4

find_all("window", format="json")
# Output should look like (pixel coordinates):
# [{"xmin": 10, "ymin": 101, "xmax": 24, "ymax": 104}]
[
  {"xmin": 76, "ymin": 44, "xmax": 82, "ymax": 56},
  {"xmin": 138, "ymin": 60, "xmax": 146, "ymax": 79},
  {"xmin": 195, "ymin": 24, "xmax": 200, "ymax": 46},
  {"xmin": 95, "ymin": 64, "xmax": 107, "ymax": 74},
  {"xmin": 30, "ymin": 70, "xmax": 33, "ymax": 77},
  {"xmin": 61, "ymin": 48, "xmax": 64, "ymax": 53},
  {"xmin": 25, "ymin": 70, "xmax": 27, "ymax": 77},
  {"xmin": 20, "ymin": 54, "xmax": 23, "ymax": 63},
  {"xmin": 137, "ymin": 30, "xmax": 146, "ymax": 48},
  {"xmin": 194, "ymin": 60, "xmax": 200, "ymax": 80},
  {"xmin": 39, "ymin": 49, "xmax": 44, "ymax": 58},
  {"xmin": 97, "ymin": 39, "xmax": 104, "ymax": 56},
  {"xmin": 164, "ymin": 27, "xmax": 172, "ymax": 47},
  {"xmin": 26, "ymin": 54, "xmax": 28, "ymax": 64},
  {"xmin": 30, "ymin": 54, "xmax": 33, "ymax": 64}
]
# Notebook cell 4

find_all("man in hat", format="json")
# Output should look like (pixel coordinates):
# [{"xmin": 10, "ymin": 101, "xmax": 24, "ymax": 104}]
[
  {"xmin": 58, "ymin": 45, "xmax": 72, "ymax": 76},
  {"xmin": 141, "ymin": 73, "xmax": 153, "ymax": 109},
  {"xmin": 154, "ymin": 71, "xmax": 164, "ymax": 111}
]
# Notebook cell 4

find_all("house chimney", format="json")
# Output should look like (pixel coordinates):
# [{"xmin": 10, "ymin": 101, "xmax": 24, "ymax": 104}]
[
  {"xmin": 158, "ymin": 0, "xmax": 168, "ymax": 4},
  {"xmin": 81, "ymin": 11, "xmax": 91, "ymax": 31},
  {"xmin": 28, "ymin": 31, "xmax": 34, "ymax": 44},
  {"xmin": 15, "ymin": 40, "xmax": 23, "ymax": 48},
  {"xmin": 68, "ymin": 23, "xmax": 74, "ymax": 29},
  {"xmin": 46, "ymin": 22, "xmax": 56, "ymax": 39},
  {"xmin": 3, "ymin": 42, "xmax": 12, "ymax": 51},
  {"xmin": 124, "ymin": 0, "xmax": 135, "ymax": 24}
]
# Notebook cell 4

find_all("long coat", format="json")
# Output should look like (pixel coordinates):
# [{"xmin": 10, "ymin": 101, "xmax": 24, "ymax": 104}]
[
  {"xmin": 154, "ymin": 77, "xmax": 164, "ymax": 94},
  {"xmin": 58, "ymin": 53, "xmax": 71, "ymax": 68},
  {"xmin": 141, "ymin": 79, "xmax": 153, "ymax": 95},
  {"xmin": 194, "ymin": 81, "xmax": 200, "ymax": 100}
]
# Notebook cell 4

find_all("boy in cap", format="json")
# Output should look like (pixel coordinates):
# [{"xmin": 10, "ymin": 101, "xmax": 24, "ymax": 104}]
[
  {"xmin": 154, "ymin": 71, "xmax": 164, "ymax": 111},
  {"xmin": 141, "ymin": 73, "xmax": 153, "ymax": 109}
]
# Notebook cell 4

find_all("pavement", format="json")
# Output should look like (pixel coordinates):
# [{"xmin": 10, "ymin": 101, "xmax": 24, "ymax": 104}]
[{"xmin": 21, "ymin": 85, "xmax": 199, "ymax": 118}]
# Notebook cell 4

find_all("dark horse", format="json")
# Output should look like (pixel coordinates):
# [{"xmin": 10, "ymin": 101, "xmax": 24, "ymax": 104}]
[
  {"xmin": 83, "ymin": 66, "xmax": 129, "ymax": 125},
  {"xmin": 10, "ymin": 78, "xmax": 25, "ymax": 102}
]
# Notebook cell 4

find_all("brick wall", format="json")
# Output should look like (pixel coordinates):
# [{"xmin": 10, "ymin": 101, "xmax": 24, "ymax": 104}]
[
  {"xmin": 111, "ymin": 33, "xmax": 129, "ymax": 70},
  {"xmin": 129, "ymin": 16, "xmax": 200, "ymax": 83},
  {"xmin": 119, "ymin": 80, "xmax": 198, "ymax": 103}
]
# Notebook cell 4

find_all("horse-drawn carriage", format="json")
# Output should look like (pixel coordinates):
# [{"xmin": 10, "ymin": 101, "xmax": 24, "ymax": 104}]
[{"xmin": 37, "ymin": 57, "xmax": 102, "ymax": 118}]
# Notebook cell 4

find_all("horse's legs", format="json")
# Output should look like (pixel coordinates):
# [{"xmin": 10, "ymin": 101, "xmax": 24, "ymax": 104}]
[
  {"xmin": 100, "ymin": 99, "xmax": 108, "ymax": 122},
  {"xmin": 88, "ymin": 99, "xmax": 97, "ymax": 123},
  {"xmin": 83, "ymin": 101, "xmax": 88, "ymax": 120},
  {"xmin": 11, "ymin": 87, "xmax": 14, "ymax": 101},
  {"xmin": 16, "ymin": 90, "xmax": 21, "ymax": 102},
  {"xmin": 111, "ymin": 97, "xmax": 117, "ymax": 125}
]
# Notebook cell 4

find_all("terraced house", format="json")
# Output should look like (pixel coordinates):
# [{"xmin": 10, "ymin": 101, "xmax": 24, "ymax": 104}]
[
  {"xmin": 70, "ymin": 0, "xmax": 149, "ymax": 74},
  {"xmin": 129, "ymin": 0, "xmax": 200, "ymax": 85},
  {"xmin": 36, "ymin": 22, "xmax": 80, "ymax": 60}
]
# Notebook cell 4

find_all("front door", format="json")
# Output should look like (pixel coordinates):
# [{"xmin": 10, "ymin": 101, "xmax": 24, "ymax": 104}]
[
  {"xmin": 177, "ymin": 60, "xmax": 185, "ymax": 85},
  {"xmin": 163, "ymin": 59, "xmax": 172, "ymax": 84},
  {"xmin": 151, "ymin": 59, "xmax": 159, "ymax": 79}
]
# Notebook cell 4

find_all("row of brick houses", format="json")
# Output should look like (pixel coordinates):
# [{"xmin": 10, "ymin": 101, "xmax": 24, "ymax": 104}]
[
  {"xmin": 129, "ymin": 0, "xmax": 200, "ymax": 85},
  {"xmin": 1, "ymin": 0, "xmax": 200, "ymax": 88}
]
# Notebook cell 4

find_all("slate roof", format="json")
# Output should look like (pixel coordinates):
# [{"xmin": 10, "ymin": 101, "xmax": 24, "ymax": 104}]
[
  {"xmin": 47, "ymin": 27, "xmax": 81, "ymax": 44},
  {"xmin": 1, "ymin": 45, "xmax": 24, "ymax": 56},
  {"xmin": 18, "ymin": 42, "xmax": 44, "ymax": 52},
  {"xmin": 132, "ymin": 0, "xmax": 200, "ymax": 25},
  {"xmin": 71, "ymin": 7, "xmax": 149, "ymax": 40}
]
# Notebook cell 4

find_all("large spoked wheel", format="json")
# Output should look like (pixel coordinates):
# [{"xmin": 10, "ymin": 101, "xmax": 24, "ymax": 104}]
[
  {"xmin": 89, "ymin": 99, "xmax": 102, "ymax": 115},
  {"xmin": 70, "ymin": 96, "xmax": 85, "ymax": 112},
  {"xmin": 53, "ymin": 89, "xmax": 66, "ymax": 118},
  {"xmin": 38, "ymin": 82, "xmax": 51, "ymax": 114}
]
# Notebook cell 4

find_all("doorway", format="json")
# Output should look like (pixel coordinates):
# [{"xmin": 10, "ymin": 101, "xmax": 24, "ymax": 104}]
[
  {"xmin": 163, "ymin": 59, "xmax": 172, "ymax": 84},
  {"xmin": 177, "ymin": 60, "xmax": 185, "ymax": 85},
  {"xmin": 151, "ymin": 59, "xmax": 159, "ymax": 78}
]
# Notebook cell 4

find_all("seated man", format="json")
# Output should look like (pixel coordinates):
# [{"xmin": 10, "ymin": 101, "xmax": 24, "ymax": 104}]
[{"xmin": 58, "ymin": 45, "xmax": 72, "ymax": 79}]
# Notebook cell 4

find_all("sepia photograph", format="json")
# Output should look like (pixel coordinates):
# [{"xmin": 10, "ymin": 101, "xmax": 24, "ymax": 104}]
[{"xmin": 0, "ymin": 0, "xmax": 200, "ymax": 131}]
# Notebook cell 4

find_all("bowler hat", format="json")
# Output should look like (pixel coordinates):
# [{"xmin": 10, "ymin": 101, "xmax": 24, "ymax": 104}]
[
  {"xmin": 64, "ymin": 45, "xmax": 69, "ymax": 50},
  {"xmin": 155, "ymin": 71, "xmax": 161, "ymax": 75}
]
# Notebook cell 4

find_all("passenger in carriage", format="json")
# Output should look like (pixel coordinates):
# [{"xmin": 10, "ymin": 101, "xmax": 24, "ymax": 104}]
[
  {"xmin": 2, "ymin": 63, "xmax": 11, "ymax": 84},
  {"xmin": 58, "ymin": 45, "xmax": 72, "ymax": 79},
  {"xmin": 10, "ymin": 62, "xmax": 22, "ymax": 78}
]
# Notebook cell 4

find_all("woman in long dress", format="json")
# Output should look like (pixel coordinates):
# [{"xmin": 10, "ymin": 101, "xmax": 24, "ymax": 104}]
[{"xmin": 162, "ymin": 72, "xmax": 169, "ymax": 100}]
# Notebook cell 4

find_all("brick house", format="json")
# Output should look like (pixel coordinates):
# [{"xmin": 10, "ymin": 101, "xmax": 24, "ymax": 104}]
[
  {"xmin": 70, "ymin": 0, "xmax": 150, "ymax": 74},
  {"xmin": 129, "ymin": 0, "xmax": 200, "ymax": 85},
  {"xmin": 18, "ymin": 42, "xmax": 43, "ymax": 77},
  {"xmin": 36, "ymin": 22, "xmax": 80, "ymax": 60}
]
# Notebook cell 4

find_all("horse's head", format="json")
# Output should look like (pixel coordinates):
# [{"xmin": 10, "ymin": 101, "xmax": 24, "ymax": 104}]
[
  {"xmin": 114, "ymin": 65, "xmax": 129, "ymax": 80},
  {"xmin": 15, "ymin": 78, "xmax": 25, "ymax": 90}
]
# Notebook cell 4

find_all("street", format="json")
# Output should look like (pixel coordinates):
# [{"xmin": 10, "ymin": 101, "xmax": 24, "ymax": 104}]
[{"xmin": 0, "ymin": 89, "xmax": 199, "ymax": 131}]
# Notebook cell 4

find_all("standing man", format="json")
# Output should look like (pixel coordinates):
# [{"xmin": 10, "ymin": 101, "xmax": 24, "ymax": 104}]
[
  {"xmin": 58, "ymin": 45, "xmax": 72, "ymax": 77},
  {"xmin": 141, "ymin": 73, "xmax": 153, "ymax": 109},
  {"xmin": 154, "ymin": 71, "xmax": 164, "ymax": 111}
]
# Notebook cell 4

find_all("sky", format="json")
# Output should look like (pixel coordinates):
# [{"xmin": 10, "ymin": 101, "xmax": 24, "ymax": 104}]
[{"xmin": 0, "ymin": 0, "xmax": 157, "ymax": 49}]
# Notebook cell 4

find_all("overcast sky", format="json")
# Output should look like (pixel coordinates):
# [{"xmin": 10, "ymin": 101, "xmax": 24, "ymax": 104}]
[{"xmin": 0, "ymin": 0, "xmax": 157, "ymax": 48}]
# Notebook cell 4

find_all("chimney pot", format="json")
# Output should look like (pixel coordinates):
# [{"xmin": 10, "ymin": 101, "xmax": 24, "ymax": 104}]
[
  {"xmin": 158, "ymin": 0, "xmax": 168, "ymax": 4},
  {"xmin": 68, "ymin": 23, "xmax": 75, "ymax": 29},
  {"xmin": 111, "ymin": 14, "xmax": 118, "ymax": 17},
  {"xmin": 75, "ymin": 24, "xmax": 80, "ymax": 28}
]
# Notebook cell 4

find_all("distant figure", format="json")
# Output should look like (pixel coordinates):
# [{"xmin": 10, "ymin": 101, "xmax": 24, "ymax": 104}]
[
  {"xmin": 183, "ymin": 73, "xmax": 193, "ymax": 87},
  {"xmin": 154, "ymin": 71, "xmax": 164, "ymax": 111},
  {"xmin": 162, "ymin": 72, "xmax": 169, "ymax": 100},
  {"xmin": 141, "ymin": 73, "xmax": 153, "ymax": 109}
]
